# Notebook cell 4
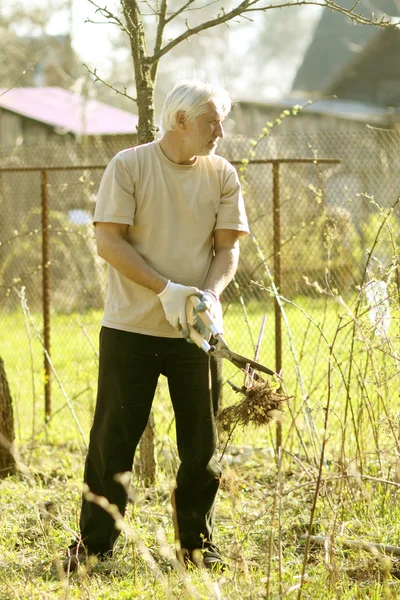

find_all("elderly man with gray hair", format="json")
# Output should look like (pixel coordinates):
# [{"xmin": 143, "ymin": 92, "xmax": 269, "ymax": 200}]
[{"xmin": 64, "ymin": 79, "xmax": 249, "ymax": 573}]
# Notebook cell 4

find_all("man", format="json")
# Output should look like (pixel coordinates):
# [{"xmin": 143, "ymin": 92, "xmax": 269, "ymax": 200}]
[{"xmin": 64, "ymin": 79, "xmax": 249, "ymax": 573}]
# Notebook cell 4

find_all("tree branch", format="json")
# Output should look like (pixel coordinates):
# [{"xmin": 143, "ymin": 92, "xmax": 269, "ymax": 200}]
[
  {"xmin": 84, "ymin": 64, "xmax": 137, "ymax": 103},
  {"xmin": 138, "ymin": 0, "xmax": 228, "ymax": 18},
  {"xmin": 122, "ymin": 0, "xmax": 148, "ymax": 54},
  {"xmin": 151, "ymin": 0, "xmax": 255, "ymax": 62},
  {"xmin": 141, "ymin": 0, "xmax": 158, "ymax": 14},
  {"xmin": 151, "ymin": 0, "xmax": 168, "ymax": 81},
  {"xmin": 350, "ymin": 0, "xmax": 362, "ymax": 10},
  {"xmin": 0, "ymin": 60, "xmax": 38, "ymax": 98},
  {"xmin": 164, "ymin": 0, "xmax": 197, "ymax": 25},
  {"xmin": 86, "ymin": 0, "xmax": 131, "ymax": 36},
  {"xmin": 245, "ymin": 0, "xmax": 395, "ymax": 25},
  {"xmin": 150, "ymin": 0, "xmax": 397, "ymax": 63}
]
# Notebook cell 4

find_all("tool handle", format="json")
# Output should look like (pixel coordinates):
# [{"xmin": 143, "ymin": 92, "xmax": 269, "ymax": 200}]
[
  {"xmin": 187, "ymin": 324, "xmax": 212, "ymax": 352},
  {"xmin": 189, "ymin": 295, "xmax": 220, "ymax": 335},
  {"xmin": 185, "ymin": 295, "xmax": 212, "ymax": 352}
]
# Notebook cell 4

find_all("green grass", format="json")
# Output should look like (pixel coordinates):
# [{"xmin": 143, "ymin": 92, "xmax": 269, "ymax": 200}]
[{"xmin": 2, "ymin": 292, "xmax": 400, "ymax": 598}]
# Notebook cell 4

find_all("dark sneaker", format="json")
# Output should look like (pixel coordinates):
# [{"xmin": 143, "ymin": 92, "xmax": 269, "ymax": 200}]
[
  {"xmin": 180, "ymin": 544, "xmax": 227, "ymax": 571},
  {"xmin": 62, "ymin": 546, "xmax": 89, "ymax": 573},
  {"xmin": 202, "ymin": 544, "xmax": 228, "ymax": 571},
  {"xmin": 62, "ymin": 545, "xmax": 111, "ymax": 574}
]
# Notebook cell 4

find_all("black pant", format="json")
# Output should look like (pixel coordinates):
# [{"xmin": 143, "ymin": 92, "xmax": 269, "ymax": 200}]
[{"xmin": 78, "ymin": 326, "xmax": 222, "ymax": 554}]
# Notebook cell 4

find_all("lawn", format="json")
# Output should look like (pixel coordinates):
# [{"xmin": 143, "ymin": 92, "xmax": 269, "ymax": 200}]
[{"xmin": 1, "ymin": 289, "xmax": 400, "ymax": 599}]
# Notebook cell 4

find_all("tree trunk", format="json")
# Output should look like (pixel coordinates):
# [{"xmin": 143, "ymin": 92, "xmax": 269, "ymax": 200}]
[
  {"xmin": 0, "ymin": 356, "xmax": 16, "ymax": 478},
  {"xmin": 132, "ymin": 70, "xmax": 158, "ymax": 486},
  {"xmin": 139, "ymin": 411, "xmax": 157, "ymax": 486},
  {"xmin": 122, "ymin": 3, "xmax": 159, "ymax": 484},
  {"xmin": 135, "ymin": 70, "xmax": 157, "ymax": 143},
  {"xmin": 123, "ymin": 0, "xmax": 158, "ymax": 143},
  {"xmin": 136, "ymin": 72, "xmax": 158, "ymax": 486}
]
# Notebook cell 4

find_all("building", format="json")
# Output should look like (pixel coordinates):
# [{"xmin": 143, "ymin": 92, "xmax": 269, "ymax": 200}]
[
  {"xmin": 291, "ymin": 0, "xmax": 399, "ymax": 95},
  {"xmin": 228, "ymin": 6, "xmax": 400, "ymax": 138},
  {"xmin": 0, "ymin": 86, "xmax": 138, "ymax": 148},
  {"xmin": 325, "ymin": 27, "xmax": 400, "ymax": 107},
  {"xmin": 227, "ymin": 96, "xmax": 399, "ymax": 138}
]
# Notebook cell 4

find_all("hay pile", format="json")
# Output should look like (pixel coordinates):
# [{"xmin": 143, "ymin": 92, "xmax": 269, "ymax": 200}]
[{"xmin": 218, "ymin": 379, "xmax": 288, "ymax": 432}]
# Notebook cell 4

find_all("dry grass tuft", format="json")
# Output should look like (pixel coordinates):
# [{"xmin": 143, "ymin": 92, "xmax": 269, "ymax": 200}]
[{"xmin": 218, "ymin": 379, "xmax": 288, "ymax": 431}]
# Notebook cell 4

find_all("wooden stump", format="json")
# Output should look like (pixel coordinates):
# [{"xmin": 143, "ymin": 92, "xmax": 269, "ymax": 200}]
[{"xmin": 0, "ymin": 356, "xmax": 16, "ymax": 477}]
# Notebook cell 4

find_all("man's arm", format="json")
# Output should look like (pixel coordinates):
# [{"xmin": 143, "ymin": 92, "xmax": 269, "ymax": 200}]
[
  {"xmin": 202, "ymin": 229, "xmax": 244, "ymax": 296},
  {"xmin": 96, "ymin": 222, "xmax": 168, "ymax": 294},
  {"xmin": 96, "ymin": 222, "xmax": 200, "ymax": 330}
]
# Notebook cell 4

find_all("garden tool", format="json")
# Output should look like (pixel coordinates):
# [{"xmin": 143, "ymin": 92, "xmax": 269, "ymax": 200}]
[{"xmin": 186, "ymin": 295, "xmax": 280, "ymax": 380}]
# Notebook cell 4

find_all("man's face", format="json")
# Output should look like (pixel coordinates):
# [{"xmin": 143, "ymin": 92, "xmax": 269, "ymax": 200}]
[{"xmin": 184, "ymin": 102, "xmax": 225, "ymax": 156}]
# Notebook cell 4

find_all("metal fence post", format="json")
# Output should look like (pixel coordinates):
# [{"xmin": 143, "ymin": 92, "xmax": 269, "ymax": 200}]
[{"xmin": 41, "ymin": 169, "xmax": 51, "ymax": 420}]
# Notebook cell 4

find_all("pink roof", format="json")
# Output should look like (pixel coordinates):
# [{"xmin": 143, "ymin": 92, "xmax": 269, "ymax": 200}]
[{"xmin": 0, "ymin": 86, "xmax": 138, "ymax": 136}]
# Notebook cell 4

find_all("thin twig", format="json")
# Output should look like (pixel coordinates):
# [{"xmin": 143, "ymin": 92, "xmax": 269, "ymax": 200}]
[
  {"xmin": 0, "ymin": 60, "xmax": 38, "ymax": 98},
  {"xmin": 278, "ymin": 446, "xmax": 284, "ymax": 598},
  {"xmin": 18, "ymin": 288, "xmax": 37, "ymax": 465},
  {"xmin": 250, "ymin": 233, "xmax": 322, "ymax": 461},
  {"xmin": 84, "ymin": 65, "xmax": 137, "ymax": 104},
  {"xmin": 75, "ymin": 318, "xmax": 99, "ymax": 360},
  {"xmin": 265, "ymin": 446, "xmax": 279, "ymax": 600},
  {"xmin": 233, "ymin": 278, "xmax": 255, "ymax": 349},
  {"xmin": 15, "ymin": 287, "xmax": 88, "ymax": 450},
  {"xmin": 300, "ymin": 535, "xmax": 400, "ymax": 558},
  {"xmin": 86, "ymin": 0, "xmax": 131, "ymax": 35},
  {"xmin": 248, "ymin": 315, "xmax": 266, "ymax": 386},
  {"xmin": 297, "ymin": 315, "xmax": 342, "ymax": 600}
]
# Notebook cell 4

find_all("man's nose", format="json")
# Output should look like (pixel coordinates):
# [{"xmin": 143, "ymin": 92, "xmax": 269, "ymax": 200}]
[{"xmin": 215, "ymin": 122, "xmax": 224, "ymax": 138}]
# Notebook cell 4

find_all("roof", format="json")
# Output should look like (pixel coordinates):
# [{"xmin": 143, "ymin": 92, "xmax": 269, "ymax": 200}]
[
  {"xmin": 325, "ymin": 27, "xmax": 400, "ymax": 105},
  {"xmin": 292, "ymin": 0, "xmax": 400, "ymax": 94},
  {"xmin": 0, "ymin": 87, "xmax": 138, "ymax": 136}
]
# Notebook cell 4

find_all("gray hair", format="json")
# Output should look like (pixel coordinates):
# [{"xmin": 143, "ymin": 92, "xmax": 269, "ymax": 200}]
[{"xmin": 160, "ymin": 80, "xmax": 232, "ymax": 134}]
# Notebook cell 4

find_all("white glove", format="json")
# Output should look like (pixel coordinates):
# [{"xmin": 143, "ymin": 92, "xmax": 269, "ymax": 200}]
[
  {"xmin": 195, "ymin": 289, "xmax": 224, "ymax": 335},
  {"xmin": 157, "ymin": 280, "xmax": 199, "ymax": 331}
]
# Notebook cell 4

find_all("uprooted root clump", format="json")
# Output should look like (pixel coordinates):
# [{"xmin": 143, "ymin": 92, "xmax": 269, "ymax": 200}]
[{"xmin": 218, "ymin": 379, "xmax": 288, "ymax": 431}]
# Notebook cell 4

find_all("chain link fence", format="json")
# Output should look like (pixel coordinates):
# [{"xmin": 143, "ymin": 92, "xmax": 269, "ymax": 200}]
[{"xmin": 1, "ymin": 131, "xmax": 399, "ymax": 443}]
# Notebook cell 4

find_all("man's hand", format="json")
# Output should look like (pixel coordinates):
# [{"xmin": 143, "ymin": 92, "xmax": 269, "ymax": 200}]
[
  {"xmin": 157, "ymin": 280, "xmax": 199, "ymax": 331},
  {"xmin": 181, "ymin": 290, "xmax": 223, "ymax": 344},
  {"xmin": 195, "ymin": 290, "xmax": 224, "ymax": 335}
]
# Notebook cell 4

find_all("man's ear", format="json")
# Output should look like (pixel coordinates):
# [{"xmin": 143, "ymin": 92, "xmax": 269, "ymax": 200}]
[{"xmin": 176, "ymin": 110, "xmax": 186, "ymax": 129}]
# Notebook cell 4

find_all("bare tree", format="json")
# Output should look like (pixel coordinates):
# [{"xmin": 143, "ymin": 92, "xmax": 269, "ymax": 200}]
[
  {"xmin": 85, "ymin": 0, "xmax": 396, "ymax": 143},
  {"xmin": 0, "ymin": 0, "xmax": 82, "ymax": 90}
]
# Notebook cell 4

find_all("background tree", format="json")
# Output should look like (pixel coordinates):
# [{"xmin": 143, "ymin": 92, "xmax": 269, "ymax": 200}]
[
  {"xmin": 86, "ymin": 0, "xmax": 396, "ymax": 143},
  {"xmin": 0, "ymin": 0, "xmax": 84, "ymax": 91}
]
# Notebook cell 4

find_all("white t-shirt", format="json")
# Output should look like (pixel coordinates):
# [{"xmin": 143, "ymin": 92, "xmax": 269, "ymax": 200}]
[{"xmin": 94, "ymin": 140, "xmax": 249, "ymax": 337}]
